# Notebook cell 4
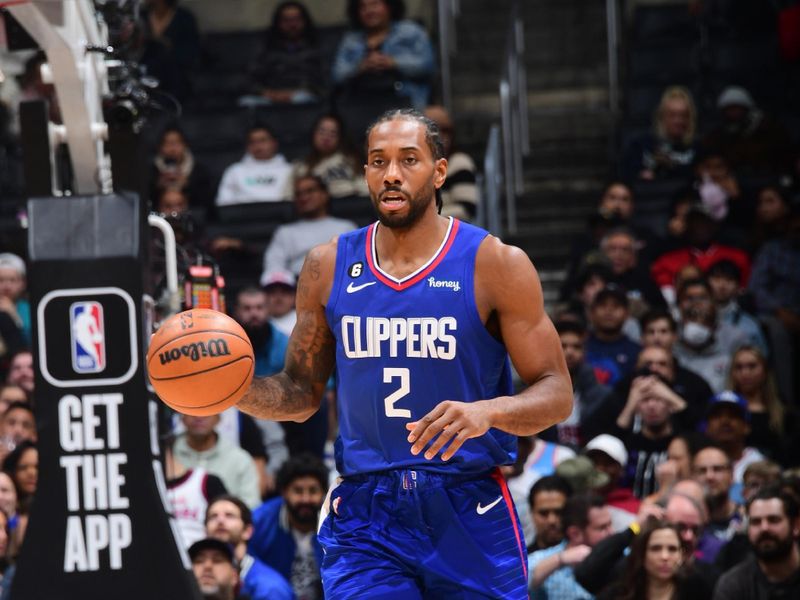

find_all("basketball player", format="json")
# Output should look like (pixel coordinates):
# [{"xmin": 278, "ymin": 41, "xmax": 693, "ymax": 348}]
[{"xmin": 238, "ymin": 109, "xmax": 572, "ymax": 598}]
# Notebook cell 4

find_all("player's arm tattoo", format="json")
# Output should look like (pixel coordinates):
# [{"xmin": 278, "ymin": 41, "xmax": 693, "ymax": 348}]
[{"xmin": 238, "ymin": 250, "xmax": 336, "ymax": 422}]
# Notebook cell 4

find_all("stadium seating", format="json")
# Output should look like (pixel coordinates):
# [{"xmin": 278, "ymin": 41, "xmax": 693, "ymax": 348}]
[{"xmin": 329, "ymin": 195, "xmax": 374, "ymax": 228}]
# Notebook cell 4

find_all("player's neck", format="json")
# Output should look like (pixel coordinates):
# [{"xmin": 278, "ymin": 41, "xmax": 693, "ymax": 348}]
[{"xmin": 375, "ymin": 212, "xmax": 449, "ymax": 275}]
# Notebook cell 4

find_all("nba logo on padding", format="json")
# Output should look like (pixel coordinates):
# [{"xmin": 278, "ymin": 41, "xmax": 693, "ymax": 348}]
[{"xmin": 70, "ymin": 301, "xmax": 106, "ymax": 373}]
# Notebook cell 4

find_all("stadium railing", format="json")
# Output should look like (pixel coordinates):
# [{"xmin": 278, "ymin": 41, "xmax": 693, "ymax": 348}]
[{"xmin": 436, "ymin": 0, "xmax": 460, "ymax": 114}]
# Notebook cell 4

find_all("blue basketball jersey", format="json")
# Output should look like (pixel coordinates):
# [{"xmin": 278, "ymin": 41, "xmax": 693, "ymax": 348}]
[{"xmin": 325, "ymin": 217, "xmax": 516, "ymax": 476}]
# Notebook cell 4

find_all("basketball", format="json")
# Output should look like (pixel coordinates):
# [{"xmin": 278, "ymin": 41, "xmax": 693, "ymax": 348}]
[{"xmin": 147, "ymin": 309, "xmax": 255, "ymax": 416}]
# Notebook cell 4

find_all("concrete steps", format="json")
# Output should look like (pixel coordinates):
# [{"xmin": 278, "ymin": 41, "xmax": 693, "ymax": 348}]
[{"xmin": 448, "ymin": 1, "xmax": 615, "ymax": 311}]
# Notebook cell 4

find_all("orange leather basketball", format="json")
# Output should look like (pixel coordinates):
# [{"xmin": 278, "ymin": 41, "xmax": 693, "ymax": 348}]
[{"xmin": 147, "ymin": 309, "xmax": 254, "ymax": 416}]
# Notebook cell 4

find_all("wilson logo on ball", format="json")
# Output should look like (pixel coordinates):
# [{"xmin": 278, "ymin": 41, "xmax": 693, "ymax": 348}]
[{"xmin": 158, "ymin": 339, "xmax": 231, "ymax": 365}]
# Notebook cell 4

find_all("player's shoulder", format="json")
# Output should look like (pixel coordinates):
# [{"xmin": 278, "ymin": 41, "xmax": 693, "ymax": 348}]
[
  {"xmin": 306, "ymin": 223, "xmax": 367, "ymax": 264},
  {"xmin": 474, "ymin": 234, "xmax": 542, "ymax": 310},
  {"xmin": 476, "ymin": 234, "xmax": 537, "ymax": 277},
  {"xmin": 305, "ymin": 237, "xmax": 339, "ymax": 268}
]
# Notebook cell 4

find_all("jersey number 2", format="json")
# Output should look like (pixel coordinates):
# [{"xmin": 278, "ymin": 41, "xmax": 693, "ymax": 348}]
[{"xmin": 383, "ymin": 367, "xmax": 411, "ymax": 418}]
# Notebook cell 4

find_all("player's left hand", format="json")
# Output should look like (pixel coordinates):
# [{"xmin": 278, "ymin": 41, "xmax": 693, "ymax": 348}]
[{"xmin": 406, "ymin": 400, "xmax": 493, "ymax": 461}]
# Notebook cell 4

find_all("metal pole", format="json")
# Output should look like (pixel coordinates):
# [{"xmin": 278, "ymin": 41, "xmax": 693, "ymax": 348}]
[
  {"xmin": 484, "ymin": 125, "xmax": 502, "ymax": 236},
  {"xmin": 509, "ymin": 52, "xmax": 525, "ymax": 198},
  {"xmin": 450, "ymin": 0, "xmax": 460, "ymax": 53},
  {"xmin": 147, "ymin": 214, "xmax": 181, "ymax": 314},
  {"xmin": 500, "ymin": 80, "xmax": 517, "ymax": 235},
  {"xmin": 606, "ymin": 0, "xmax": 619, "ymax": 112},
  {"xmin": 515, "ymin": 18, "xmax": 530, "ymax": 155},
  {"xmin": 437, "ymin": 0, "xmax": 453, "ymax": 113}
]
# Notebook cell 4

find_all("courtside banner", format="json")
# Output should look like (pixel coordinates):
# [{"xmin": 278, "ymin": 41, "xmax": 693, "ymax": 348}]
[{"xmin": 15, "ymin": 194, "xmax": 200, "ymax": 599}]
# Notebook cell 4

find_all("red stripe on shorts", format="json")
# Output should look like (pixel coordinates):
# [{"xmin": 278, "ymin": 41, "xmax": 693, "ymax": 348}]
[{"xmin": 491, "ymin": 468, "xmax": 528, "ymax": 580}]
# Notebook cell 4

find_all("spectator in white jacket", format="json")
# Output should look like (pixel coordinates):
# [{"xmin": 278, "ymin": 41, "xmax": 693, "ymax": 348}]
[
  {"xmin": 215, "ymin": 124, "xmax": 292, "ymax": 206},
  {"xmin": 261, "ymin": 175, "xmax": 356, "ymax": 278}
]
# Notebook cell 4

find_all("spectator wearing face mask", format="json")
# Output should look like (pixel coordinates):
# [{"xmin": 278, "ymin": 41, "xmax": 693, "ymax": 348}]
[
  {"xmin": 631, "ymin": 310, "xmax": 713, "ymax": 429},
  {"xmin": 693, "ymin": 150, "xmax": 741, "ymax": 225},
  {"xmin": 672, "ymin": 278, "xmax": 749, "ymax": 393}
]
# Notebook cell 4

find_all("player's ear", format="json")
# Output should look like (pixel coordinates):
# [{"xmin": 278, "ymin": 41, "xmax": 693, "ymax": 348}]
[{"xmin": 433, "ymin": 157, "xmax": 447, "ymax": 189}]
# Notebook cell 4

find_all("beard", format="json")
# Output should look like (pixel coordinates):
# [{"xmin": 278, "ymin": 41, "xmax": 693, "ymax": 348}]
[
  {"xmin": 286, "ymin": 501, "xmax": 320, "ymax": 527},
  {"xmin": 704, "ymin": 489, "xmax": 729, "ymax": 513},
  {"xmin": 370, "ymin": 180, "xmax": 435, "ymax": 229},
  {"xmin": 240, "ymin": 321, "xmax": 272, "ymax": 349},
  {"xmin": 753, "ymin": 533, "xmax": 795, "ymax": 563}
]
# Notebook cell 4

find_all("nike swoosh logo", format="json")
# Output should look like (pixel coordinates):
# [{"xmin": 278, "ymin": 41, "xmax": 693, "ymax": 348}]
[
  {"xmin": 346, "ymin": 281, "xmax": 376, "ymax": 293},
  {"xmin": 476, "ymin": 496, "xmax": 503, "ymax": 515}
]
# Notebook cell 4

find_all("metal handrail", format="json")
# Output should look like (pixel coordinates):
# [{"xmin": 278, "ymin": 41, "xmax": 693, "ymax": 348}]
[
  {"xmin": 481, "ymin": 125, "xmax": 502, "ymax": 236},
  {"xmin": 436, "ymin": 0, "xmax": 460, "ymax": 113},
  {"xmin": 497, "ymin": 0, "xmax": 527, "ymax": 235},
  {"xmin": 476, "ymin": 0, "xmax": 528, "ymax": 238},
  {"xmin": 606, "ymin": 0, "xmax": 620, "ymax": 112},
  {"xmin": 147, "ymin": 213, "xmax": 181, "ymax": 314},
  {"xmin": 499, "ymin": 80, "xmax": 516, "ymax": 235}
]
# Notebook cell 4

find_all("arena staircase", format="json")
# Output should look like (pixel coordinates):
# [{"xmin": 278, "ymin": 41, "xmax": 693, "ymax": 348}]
[{"xmin": 448, "ymin": 0, "xmax": 615, "ymax": 311}]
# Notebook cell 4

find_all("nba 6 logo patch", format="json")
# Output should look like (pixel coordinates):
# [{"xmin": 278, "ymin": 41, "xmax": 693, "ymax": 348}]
[
  {"xmin": 70, "ymin": 301, "xmax": 106, "ymax": 373},
  {"xmin": 349, "ymin": 262, "xmax": 363, "ymax": 278}
]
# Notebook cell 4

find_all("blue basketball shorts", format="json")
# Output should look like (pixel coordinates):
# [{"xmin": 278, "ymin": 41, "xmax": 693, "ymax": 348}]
[{"xmin": 317, "ymin": 468, "xmax": 528, "ymax": 599}]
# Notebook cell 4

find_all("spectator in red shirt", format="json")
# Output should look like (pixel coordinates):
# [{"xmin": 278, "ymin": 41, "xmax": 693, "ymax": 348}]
[{"xmin": 651, "ymin": 203, "xmax": 750, "ymax": 307}]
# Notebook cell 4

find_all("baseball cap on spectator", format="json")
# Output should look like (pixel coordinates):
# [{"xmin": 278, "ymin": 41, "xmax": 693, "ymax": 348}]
[
  {"xmin": 717, "ymin": 86, "xmax": 755, "ymax": 110},
  {"xmin": 188, "ymin": 538, "xmax": 238, "ymax": 567},
  {"xmin": 260, "ymin": 269, "xmax": 296, "ymax": 289},
  {"xmin": 556, "ymin": 456, "xmax": 609, "ymax": 493},
  {"xmin": 591, "ymin": 284, "xmax": 628, "ymax": 308},
  {"xmin": 585, "ymin": 434, "xmax": 628, "ymax": 467},
  {"xmin": 707, "ymin": 390, "xmax": 750, "ymax": 422},
  {"xmin": 0, "ymin": 253, "xmax": 26, "ymax": 276}
]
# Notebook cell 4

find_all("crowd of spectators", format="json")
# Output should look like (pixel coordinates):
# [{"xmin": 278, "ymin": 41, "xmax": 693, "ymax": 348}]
[
  {"xmin": 535, "ymin": 11, "xmax": 800, "ymax": 590},
  {"xmin": 0, "ymin": 0, "xmax": 799, "ymax": 598}
]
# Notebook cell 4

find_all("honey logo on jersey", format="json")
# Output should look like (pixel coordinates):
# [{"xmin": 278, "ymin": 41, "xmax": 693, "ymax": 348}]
[
  {"xmin": 70, "ymin": 301, "xmax": 106, "ymax": 374},
  {"xmin": 427, "ymin": 277, "xmax": 461, "ymax": 292}
]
